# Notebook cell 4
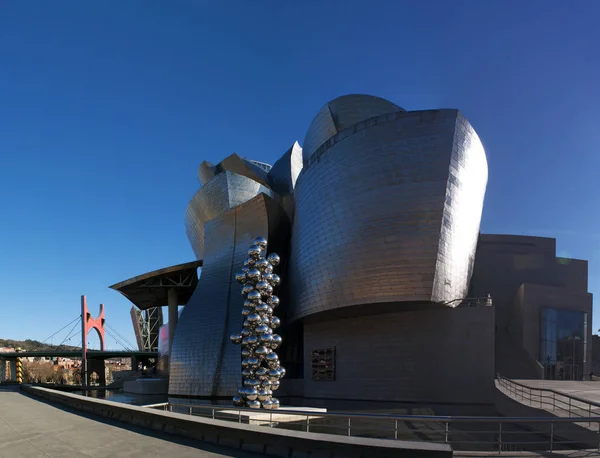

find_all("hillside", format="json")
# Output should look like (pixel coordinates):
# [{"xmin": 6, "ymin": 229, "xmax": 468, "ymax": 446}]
[{"xmin": 0, "ymin": 338, "xmax": 80, "ymax": 352}]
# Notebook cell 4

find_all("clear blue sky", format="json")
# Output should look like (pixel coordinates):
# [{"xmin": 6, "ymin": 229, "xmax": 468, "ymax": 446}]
[{"xmin": 1, "ymin": 1, "xmax": 599, "ymax": 349}]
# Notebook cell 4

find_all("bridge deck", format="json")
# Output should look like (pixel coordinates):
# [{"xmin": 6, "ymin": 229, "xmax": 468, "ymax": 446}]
[{"xmin": 0, "ymin": 386, "xmax": 258, "ymax": 457}]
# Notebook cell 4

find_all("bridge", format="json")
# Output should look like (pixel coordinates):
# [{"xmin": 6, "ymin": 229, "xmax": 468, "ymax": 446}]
[{"xmin": 0, "ymin": 295, "xmax": 157, "ymax": 387}]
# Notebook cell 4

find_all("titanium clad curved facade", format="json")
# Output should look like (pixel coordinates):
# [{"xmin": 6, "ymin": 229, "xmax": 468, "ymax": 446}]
[
  {"xmin": 303, "ymin": 94, "xmax": 405, "ymax": 162},
  {"xmin": 170, "ymin": 193, "xmax": 289, "ymax": 397},
  {"xmin": 185, "ymin": 171, "xmax": 273, "ymax": 259},
  {"xmin": 267, "ymin": 141, "xmax": 303, "ymax": 221},
  {"xmin": 288, "ymin": 103, "xmax": 487, "ymax": 322},
  {"xmin": 433, "ymin": 112, "xmax": 488, "ymax": 301}
]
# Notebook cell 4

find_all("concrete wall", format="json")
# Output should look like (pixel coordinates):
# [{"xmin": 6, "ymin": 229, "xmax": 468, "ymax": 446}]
[
  {"xmin": 301, "ymin": 307, "xmax": 495, "ymax": 406},
  {"xmin": 23, "ymin": 385, "xmax": 452, "ymax": 458}
]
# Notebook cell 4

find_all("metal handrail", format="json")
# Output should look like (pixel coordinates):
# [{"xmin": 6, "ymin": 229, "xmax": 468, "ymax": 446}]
[
  {"xmin": 497, "ymin": 373, "xmax": 600, "ymax": 410},
  {"xmin": 151, "ymin": 401, "xmax": 600, "ymax": 424},
  {"xmin": 142, "ymin": 399, "xmax": 600, "ymax": 453}
]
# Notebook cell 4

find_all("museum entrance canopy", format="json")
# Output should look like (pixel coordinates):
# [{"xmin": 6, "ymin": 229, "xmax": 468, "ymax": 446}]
[{"xmin": 109, "ymin": 260, "xmax": 203, "ymax": 310}]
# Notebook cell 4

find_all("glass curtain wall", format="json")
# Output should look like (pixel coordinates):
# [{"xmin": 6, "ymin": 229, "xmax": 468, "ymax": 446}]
[{"xmin": 540, "ymin": 308, "xmax": 587, "ymax": 380}]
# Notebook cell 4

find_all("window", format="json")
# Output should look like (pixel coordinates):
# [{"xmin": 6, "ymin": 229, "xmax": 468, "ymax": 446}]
[
  {"xmin": 311, "ymin": 347, "xmax": 335, "ymax": 381},
  {"xmin": 540, "ymin": 308, "xmax": 587, "ymax": 380}
]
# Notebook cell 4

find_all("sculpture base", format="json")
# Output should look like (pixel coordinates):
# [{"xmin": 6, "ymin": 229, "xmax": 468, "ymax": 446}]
[
  {"xmin": 123, "ymin": 378, "xmax": 168, "ymax": 395},
  {"xmin": 217, "ymin": 406, "xmax": 327, "ymax": 426}
]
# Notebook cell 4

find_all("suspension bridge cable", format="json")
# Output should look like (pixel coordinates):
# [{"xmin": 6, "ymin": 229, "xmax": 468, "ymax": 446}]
[
  {"xmin": 106, "ymin": 323, "xmax": 137, "ymax": 348},
  {"xmin": 60, "ymin": 322, "xmax": 82, "ymax": 347},
  {"xmin": 105, "ymin": 324, "xmax": 137, "ymax": 350},
  {"xmin": 104, "ymin": 326, "xmax": 131, "ymax": 350},
  {"xmin": 41, "ymin": 316, "xmax": 81, "ymax": 344},
  {"xmin": 104, "ymin": 327, "xmax": 132, "ymax": 351},
  {"xmin": 58, "ymin": 320, "xmax": 81, "ymax": 347}
]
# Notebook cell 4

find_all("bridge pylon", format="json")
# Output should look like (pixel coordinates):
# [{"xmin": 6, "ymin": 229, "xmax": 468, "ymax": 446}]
[{"xmin": 81, "ymin": 295, "xmax": 105, "ymax": 386}]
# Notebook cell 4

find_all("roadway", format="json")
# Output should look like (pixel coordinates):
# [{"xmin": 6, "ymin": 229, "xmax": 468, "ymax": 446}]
[
  {"xmin": 0, "ymin": 350, "xmax": 157, "ymax": 359},
  {"xmin": 0, "ymin": 386, "xmax": 259, "ymax": 458}
]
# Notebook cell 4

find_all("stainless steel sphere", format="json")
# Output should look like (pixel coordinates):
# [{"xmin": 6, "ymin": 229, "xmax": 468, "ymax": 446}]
[
  {"xmin": 255, "ymin": 367, "xmax": 268, "ymax": 379},
  {"xmin": 244, "ymin": 378, "xmax": 260, "ymax": 388},
  {"xmin": 247, "ymin": 290, "xmax": 261, "ymax": 302},
  {"xmin": 241, "ymin": 284, "xmax": 254, "ymax": 296},
  {"xmin": 247, "ymin": 313, "xmax": 261, "ymax": 324},
  {"xmin": 247, "ymin": 357, "xmax": 259, "ymax": 367},
  {"xmin": 248, "ymin": 400, "xmax": 261, "ymax": 409},
  {"xmin": 259, "ymin": 334, "xmax": 273, "ymax": 345},
  {"xmin": 247, "ymin": 268, "xmax": 261, "ymax": 282},
  {"xmin": 270, "ymin": 335, "xmax": 282, "ymax": 349},
  {"xmin": 253, "ymin": 236, "xmax": 267, "ymax": 249},
  {"xmin": 242, "ymin": 266, "xmax": 250, "ymax": 275},
  {"xmin": 270, "ymin": 317, "xmax": 281, "ymax": 329},
  {"xmin": 229, "ymin": 334, "xmax": 242, "ymax": 345},
  {"xmin": 279, "ymin": 367, "xmax": 286, "ymax": 377},
  {"xmin": 267, "ymin": 253, "xmax": 280, "ymax": 267},
  {"xmin": 257, "ymin": 389, "xmax": 269, "ymax": 401},
  {"xmin": 242, "ymin": 336, "xmax": 259, "ymax": 348},
  {"xmin": 241, "ymin": 358, "xmax": 250, "ymax": 368},
  {"xmin": 255, "ymin": 259, "xmax": 270, "ymax": 272},
  {"xmin": 244, "ymin": 258, "xmax": 256, "ymax": 267},
  {"xmin": 262, "ymin": 399, "xmax": 274, "ymax": 410},
  {"xmin": 254, "ymin": 346, "xmax": 269, "ymax": 358},
  {"xmin": 255, "ymin": 280, "xmax": 269, "ymax": 291},
  {"xmin": 262, "ymin": 272, "xmax": 274, "ymax": 283},
  {"xmin": 261, "ymin": 285, "xmax": 274, "ymax": 297},
  {"xmin": 268, "ymin": 369, "xmax": 281, "ymax": 381},
  {"xmin": 260, "ymin": 315, "xmax": 270, "ymax": 325},
  {"xmin": 241, "ymin": 306, "xmax": 252, "ymax": 317},
  {"xmin": 255, "ymin": 324, "xmax": 270, "ymax": 335},
  {"xmin": 242, "ymin": 369, "xmax": 254, "ymax": 378},
  {"xmin": 271, "ymin": 398, "xmax": 280, "ymax": 409},
  {"xmin": 268, "ymin": 295, "xmax": 280, "ymax": 308},
  {"xmin": 235, "ymin": 271, "xmax": 247, "ymax": 284},
  {"xmin": 241, "ymin": 348, "xmax": 252, "ymax": 358},
  {"xmin": 241, "ymin": 327, "xmax": 251, "ymax": 337},
  {"xmin": 248, "ymin": 245, "xmax": 262, "ymax": 260},
  {"xmin": 243, "ymin": 300, "xmax": 255, "ymax": 308},
  {"xmin": 271, "ymin": 380, "xmax": 280, "ymax": 391},
  {"xmin": 255, "ymin": 303, "xmax": 269, "ymax": 314},
  {"xmin": 265, "ymin": 353, "xmax": 279, "ymax": 366},
  {"xmin": 264, "ymin": 263, "xmax": 274, "ymax": 274},
  {"xmin": 233, "ymin": 395, "xmax": 244, "ymax": 407},
  {"xmin": 270, "ymin": 274, "xmax": 281, "ymax": 287}
]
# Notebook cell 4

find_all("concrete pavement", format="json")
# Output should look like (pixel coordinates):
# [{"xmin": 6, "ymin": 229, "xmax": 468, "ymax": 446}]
[{"xmin": 0, "ymin": 386, "xmax": 260, "ymax": 458}]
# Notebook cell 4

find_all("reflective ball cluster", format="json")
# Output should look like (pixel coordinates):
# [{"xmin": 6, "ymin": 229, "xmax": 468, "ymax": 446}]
[{"xmin": 230, "ymin": 236, "xmax": 285, "ymax": 410}]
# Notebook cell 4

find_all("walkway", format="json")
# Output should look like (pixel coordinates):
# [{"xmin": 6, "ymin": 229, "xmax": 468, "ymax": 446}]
[{"xmin": 0, "ymin": 386, "xmax": 260, "ymax": 458}]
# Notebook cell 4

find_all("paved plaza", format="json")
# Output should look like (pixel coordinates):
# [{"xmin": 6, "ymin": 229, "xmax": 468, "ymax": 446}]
[{"xmin": 0, "ymin": 386, "xmax": 259, "ymax": 458}]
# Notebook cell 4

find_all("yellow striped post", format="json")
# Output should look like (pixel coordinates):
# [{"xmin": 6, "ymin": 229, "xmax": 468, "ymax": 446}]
[{"xmin": 15, "ymin": 347, "xmax": 23, "ymax": 384}]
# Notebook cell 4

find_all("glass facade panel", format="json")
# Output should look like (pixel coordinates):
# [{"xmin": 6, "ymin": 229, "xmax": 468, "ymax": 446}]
[{"xmin": 540, "ymin": 308, "xmax": 586, "ymax": 380}]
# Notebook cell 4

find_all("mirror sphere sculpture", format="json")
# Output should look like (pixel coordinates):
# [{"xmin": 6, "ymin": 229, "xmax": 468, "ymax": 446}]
[{"xmin": 230, "ymin": 236, "xmax": 285, "ymax": 409}]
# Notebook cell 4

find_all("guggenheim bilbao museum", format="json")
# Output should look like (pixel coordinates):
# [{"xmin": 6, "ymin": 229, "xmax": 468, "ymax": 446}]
[{"xmin": 113, "ymin": 94, "xmax": 593, "ymax": 407}]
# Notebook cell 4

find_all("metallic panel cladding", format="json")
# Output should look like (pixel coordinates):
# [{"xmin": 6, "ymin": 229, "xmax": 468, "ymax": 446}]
[
  {"xmin": 184, "ymin": 171, "xmax": 273, "ymax": 259},
  {"xmin": 266, "ymin": 141, "xmax": 303, "ymax": 221},
  {"xmin": 433, "ymin": 112, "xmax": 488, "ymax": 302},
  {"xmin": 302, "ymin": 94, "xmax": 405, "ymax": 162},
  {"xmin": 169, "ymin": 194, "xmax": 289, "ymax": 397},
  {"xmin": 288, "ymin": 106, "xmax": 488, "ymax": 322}
]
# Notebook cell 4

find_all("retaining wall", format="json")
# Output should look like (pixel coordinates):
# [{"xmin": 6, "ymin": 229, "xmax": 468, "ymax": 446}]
[{"xmin": 22, "ymin": 385, "xmax": 452, "ymax": 458}]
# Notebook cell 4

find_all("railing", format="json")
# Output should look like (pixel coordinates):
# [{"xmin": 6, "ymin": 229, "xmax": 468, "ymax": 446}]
[
  {"xmin": 143, "ymin": 401, "xmax": 600, "ymax": 453},
  {"xmin": 497, "ymin": 373, "xmax": 600, "ymax": 425}
]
